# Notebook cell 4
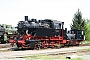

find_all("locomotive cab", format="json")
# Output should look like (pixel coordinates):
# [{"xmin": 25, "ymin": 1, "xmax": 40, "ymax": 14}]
[{"xmin": 67, "ymin": 30, "xmax": 84, "ymax": 40}]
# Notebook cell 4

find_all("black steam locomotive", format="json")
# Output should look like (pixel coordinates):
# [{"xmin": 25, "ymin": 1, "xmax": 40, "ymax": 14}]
[{"xmin": 10, "ymin": 16, "xmax": 85, "ymax": 49}]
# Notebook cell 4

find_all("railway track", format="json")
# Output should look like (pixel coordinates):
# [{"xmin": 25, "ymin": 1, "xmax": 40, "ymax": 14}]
[
  {"xmin": 0, "ymin": 42, "xmax": 90, "ymax": 51},
  {"xmin": 0, "ymin": 43, "xmax": 11, "ymax": 48}
]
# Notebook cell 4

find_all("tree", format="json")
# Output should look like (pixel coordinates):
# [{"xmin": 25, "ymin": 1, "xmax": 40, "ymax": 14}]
[
  {"xmin": 70, "ymin": 9, "xmax": 88, "ymax": 40},
  {"xmin": 70, "ymin": 9, "xmax": 86, "ymax": 30},
  {"xmin": 85, "ymin": 19, "xmax": 90, "ymax": 41}
]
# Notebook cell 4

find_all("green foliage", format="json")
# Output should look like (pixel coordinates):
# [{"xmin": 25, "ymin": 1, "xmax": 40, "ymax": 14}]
[
  {"xmin": 70, "ymin": 9, "xmax": 86, "ymax": 30},
  {"xmin": 85, "ymin": 19, "xmax": 90, "ymax": 41},
  {"xmin": 70, "ymin": 9, "xmax": 89, "ymax": 41}
]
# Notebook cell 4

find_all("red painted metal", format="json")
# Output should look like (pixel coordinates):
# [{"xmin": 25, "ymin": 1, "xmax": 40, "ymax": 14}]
[
  {"xmin": 49, "ymin": 42, "xmax": 55, "ymax": 48},
  {"xmin": 9, "ymin": 39, "xmax": 15, "ymax": 47},
  {"xmin": 50, "ymin": 36, "xmax": 63, "ymax": 40},
  {"xmin": 18, "ymin": 40, "xmax": 26, "ymax": 44},
  {"xmin": 62, "ymin": 40, "xmax": 66, "ymax": 43}
]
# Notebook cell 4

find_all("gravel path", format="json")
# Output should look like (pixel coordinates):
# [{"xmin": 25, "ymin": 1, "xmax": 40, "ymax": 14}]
[{"xmin": 0, "ymin": 46, "xmax": 90, "ymax": 59}]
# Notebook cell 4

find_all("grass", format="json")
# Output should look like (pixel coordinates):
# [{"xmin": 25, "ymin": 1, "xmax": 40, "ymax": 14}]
[
  {"xmin": 6, "ymin": 54, "xmax": 83, "ymax": 60},
  {"xmin": 71, "ymin": 58, "xmax": 82, "ymax": 60},
  {"xmin": 25, "ymin": 54, "xmax": 68, "ymax": 60},
  {"xmin": 81, "ymin": 40, "xmax": 90, "ymax": 44},
  {"xmin": 24, "ymin": 54, "xmax": 84, "ymax": 60}
]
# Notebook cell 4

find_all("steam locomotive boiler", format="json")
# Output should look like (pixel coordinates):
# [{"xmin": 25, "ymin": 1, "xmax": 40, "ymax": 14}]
[{"xmin": 9, "ymin": 16, "xmax": 85, "ymax": 49}]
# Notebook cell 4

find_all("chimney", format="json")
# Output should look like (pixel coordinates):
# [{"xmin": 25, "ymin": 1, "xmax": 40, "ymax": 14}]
[
  {"xmin": 62, "ymin": 22, "xmax": 64, "ymax": 29},
  {"xmin": 25, "ymin": 16, "xmax": 28, "ymax": 21}
]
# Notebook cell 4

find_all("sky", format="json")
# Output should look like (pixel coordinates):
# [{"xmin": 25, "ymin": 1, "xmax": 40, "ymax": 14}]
[{"xmin": 0, "ymin": 0, "xmax": 90, "ymax": 30}]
